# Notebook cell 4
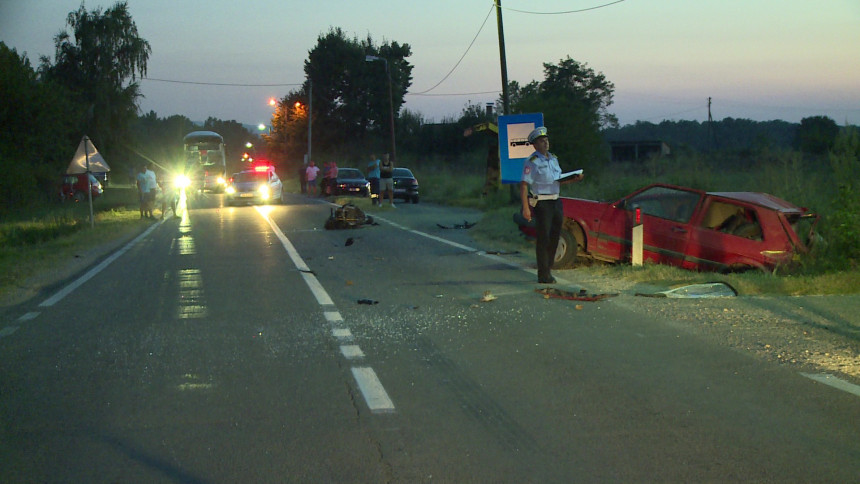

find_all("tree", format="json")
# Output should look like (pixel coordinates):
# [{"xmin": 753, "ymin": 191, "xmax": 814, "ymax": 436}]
[
  {"xmin": 39, "ymin": 1, "xmax": 151, "ymax": 174},
  {"xmin": 797, "ymin": 116, "xmax": 839, "ymax": 155},
  {"xmin": 302, "ymin": 28, "xmax": 412, "ymax": 161},
  {"xmin": 507, "ymin": 57, "xmax": 617, "ymax": 170},
  {"xmin": 0, "ymin": 42, "xmax": 83, "ymax": 209}
]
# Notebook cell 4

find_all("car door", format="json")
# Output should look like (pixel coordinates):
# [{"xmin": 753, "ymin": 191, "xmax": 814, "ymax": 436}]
[{"xmin": 625, "ymin": 186, "xmax": 702, "ymax": 267}]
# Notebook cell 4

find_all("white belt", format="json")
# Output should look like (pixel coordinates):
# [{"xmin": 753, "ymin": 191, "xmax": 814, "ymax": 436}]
[{"xmin": 533, "ymin": 194, "xmax": 559, "ymax": 201}]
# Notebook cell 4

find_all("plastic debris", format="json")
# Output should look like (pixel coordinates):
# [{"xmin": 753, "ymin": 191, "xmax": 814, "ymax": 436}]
[
  {"xmin": 357, "ymin": 299, "xmax": 379, "ymax": 305},
  {"xmin": 635, "ymin": 282, "xmax": 737, "ymax": 298},
  {"xmin": 536, "ymin": 288, "xmax": 618, "ymax": 302},
  {"xmin": 481, "ymin": 290, "xmax": 497, "ymax": 302},
  {"xmin": 437, "ymin": 220, "xmax": 476, "ymax": 229}
]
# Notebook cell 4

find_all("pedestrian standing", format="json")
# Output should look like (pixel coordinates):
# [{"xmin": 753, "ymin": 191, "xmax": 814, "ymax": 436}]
[
  {"xmin": 366, "ymin": 154, "xmax": 381, "ymax": 205},
  {"xmin": 379, "ymin": 153, "xmax": 395, "ymax": 207},
  {"xmin": 520, "ymin": 127, "xmax": 583, "ymax": 283},
  {"xmin": 298, "ymin": 162, "xmax": 307, "ymax": 194},
  {"xmin": 137, "ymin": 162, "xmax": 158, "ymax": 219},
  {"xmin": 305, "ymin": 160, "xmax": 320, "ymax": 196}
]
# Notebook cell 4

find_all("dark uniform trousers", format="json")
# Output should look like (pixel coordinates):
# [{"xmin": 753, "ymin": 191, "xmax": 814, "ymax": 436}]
[{"xmin": 533, "ymin": 198, "xmax": 563, "ymax": 280}]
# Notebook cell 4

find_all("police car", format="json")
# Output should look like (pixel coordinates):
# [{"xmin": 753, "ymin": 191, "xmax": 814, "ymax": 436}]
[{"xmin": 225, "ymin": 163, "xmax": 285, "ymax": 205}]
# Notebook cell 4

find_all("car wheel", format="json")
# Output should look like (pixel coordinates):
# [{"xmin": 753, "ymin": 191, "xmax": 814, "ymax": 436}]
[
  {"xmin": 552, "ymin": 229, "xmax": 578, "ymax": 269},
  {"xmin": 411, "ymin": 195, "xmax": 419, "ymax": 204},
  {"xmin": 73, "ymin": 191, "xmax": 85, "ymax": 202}
]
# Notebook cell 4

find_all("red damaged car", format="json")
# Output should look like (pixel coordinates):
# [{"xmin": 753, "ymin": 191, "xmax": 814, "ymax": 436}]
[{"xmin": 516, "ymin": 183, "xmax": 819, "ymax": 272}]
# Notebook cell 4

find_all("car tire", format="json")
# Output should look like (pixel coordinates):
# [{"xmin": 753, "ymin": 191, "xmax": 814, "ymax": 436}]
[
  {"xmin": 73, "ymin": 191, "xmax": 85, "ymax": 202},
  {"xmin": 411, "ymin": 195, "xmax": 419, "ymax": 204},
  {"xmin": 552, "ymin": 229, "xmax": 578, "ymax": 269}
]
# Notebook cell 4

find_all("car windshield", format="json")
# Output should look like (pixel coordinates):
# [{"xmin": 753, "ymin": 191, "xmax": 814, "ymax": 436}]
[
  {"xmin": 233, "ymin": 172, "xmax": 267, "ymax": 183},
  {"xmin": 392, "ymin": 168, "xmax": 413, "ymax": 177},
  {"xmin": 338, "ymin": 169, "xmax": 363, "ymax": 179}
]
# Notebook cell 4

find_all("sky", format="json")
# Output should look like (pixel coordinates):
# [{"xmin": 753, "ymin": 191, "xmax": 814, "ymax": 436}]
[{"xmin": 2, "ymin": 0, "xmax": 858, "ymax": 128}]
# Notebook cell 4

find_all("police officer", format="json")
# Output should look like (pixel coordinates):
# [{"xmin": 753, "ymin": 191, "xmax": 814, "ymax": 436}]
[{"xmin": 520, "ymin": 126, "xmax": 584, "ymax": 283}]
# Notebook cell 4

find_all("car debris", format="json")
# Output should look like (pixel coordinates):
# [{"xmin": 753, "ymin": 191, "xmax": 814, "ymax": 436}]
[
  {"xmin": 437, "ymin": 220, "xmax": 477, "ymax": 229},
  {"xmin": 635, "ymin": 282, "xmax": 737, "ymax": 298},
  {"xmin": 325, "ymin": 203, "xmax": 374, "ymax": 230},
  {"xmin": 535, "ymin": 288, "xmax": 618, "ymax": 302},
  {"xmin": 515, "ymin": 183, "xmax": 819, "ymax": 272}
]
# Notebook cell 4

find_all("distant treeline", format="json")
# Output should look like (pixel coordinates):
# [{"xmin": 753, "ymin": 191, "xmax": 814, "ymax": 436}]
[{"xmin": 602, "ymin": 117, "xmax": 854, "ymax": 155}]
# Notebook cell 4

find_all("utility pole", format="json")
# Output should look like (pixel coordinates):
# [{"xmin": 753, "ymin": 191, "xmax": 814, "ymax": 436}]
[
  {"xmin": 707, "ymin": 97, "xmax": 714, "ymax": 152},
  {"xmin": 307, "ymin": 80, "xmax": 313, "ymax": 164},
  {"xmin": 496, "ymin": 0, "xmax": 510, "ymax": 115}
]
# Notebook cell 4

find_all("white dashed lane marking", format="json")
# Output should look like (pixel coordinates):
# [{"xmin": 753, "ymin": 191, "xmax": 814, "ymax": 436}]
[{"xmin": 256, "ymin": 206, "xmax": 395, "ymax": 414}]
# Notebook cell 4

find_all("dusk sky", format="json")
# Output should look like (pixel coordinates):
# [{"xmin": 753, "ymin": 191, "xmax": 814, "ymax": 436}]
[{"xmin": 2, "ymin": 0, "xmax": 858, "ymax": 127}]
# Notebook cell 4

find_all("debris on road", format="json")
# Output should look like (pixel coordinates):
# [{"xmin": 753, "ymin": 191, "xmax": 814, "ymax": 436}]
[
  {"xmin": 325, "ymin": 203, "xmax": 374, "ymax": 230},
  {"xmin": 635, "ymin": 282, "xmax": 737, "ymax": 298},
  {"xmin": 437, "ymin": 220, "xmax": 476, "ymax": 229},
  {"xmin": 357, "ymin": 299, "xmax": 379, "ymax": 305},
  {"xmin": 481, "ymin": 290, "xmax": 497, "ymax": 302},
  {"xmin": 536, "ymin": 288, "xmax": 618, "ymax": 302}
]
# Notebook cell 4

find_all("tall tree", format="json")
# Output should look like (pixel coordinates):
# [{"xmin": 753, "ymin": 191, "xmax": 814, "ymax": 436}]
[
  {"xmin": 303, "ymin": 28, "xmax": 412, "ymax": 161},
  {"xmin": 0, "ymin": 42, "xmax": 82, "ymax": 209},
  {"xmin": 39, "ymin": 1, "xmax": 151, "ymax": 172},
  {"xmin": 506, "ymin": 57, "xmax": 617, "ymax": 170}
]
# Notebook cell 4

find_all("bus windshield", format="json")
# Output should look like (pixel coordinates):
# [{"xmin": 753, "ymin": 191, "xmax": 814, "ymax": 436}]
[{"xmin": 184, "ymin": 131, "xmax": 227, "ymax": 192}]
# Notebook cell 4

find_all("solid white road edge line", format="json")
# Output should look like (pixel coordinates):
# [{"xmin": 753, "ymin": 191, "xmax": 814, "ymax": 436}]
[
  {"xmin": 39, "ymin": 219, "xmax": 164, "ymax": 307},
  {"xmin": 800, "ymin": 372, "xmax": 860, "ymax": 398}
]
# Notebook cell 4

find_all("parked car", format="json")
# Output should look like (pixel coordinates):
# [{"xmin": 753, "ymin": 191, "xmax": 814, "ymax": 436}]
[
  {"xmin": 515, "ymin": 183, "xmax": 819, "ymax": 272},
  {"xmin": 330, "ymin": 168, "xmax": 370, "ymax": 197},
  {"xmin": 59, "ymin": 173, "xmax": 103, "ymax": 202},
  {"xmin": 224, "ymin": 164, "xmax": 284, "ymax": 205},
  {"xmin": 392, "ymin": 167, "xmax": 419, "ymax": 203}
]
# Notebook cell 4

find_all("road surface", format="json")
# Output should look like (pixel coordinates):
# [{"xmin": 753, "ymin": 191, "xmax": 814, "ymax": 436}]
[{"xmin": 1, "ymin": 192, "xmax": 858, "ymax": 482}]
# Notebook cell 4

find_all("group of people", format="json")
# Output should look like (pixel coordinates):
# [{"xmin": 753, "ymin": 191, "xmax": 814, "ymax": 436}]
[
  {"xmin": 302, "ymin": 153, "xmax": 396, "ymax": 207},
  {"xmin": 136, "ymin": 162, "xmax": 158, "ymax": 219},
  {"xmin": 135, "ymin": 162, "xmax": 182, "ymax": 220}
]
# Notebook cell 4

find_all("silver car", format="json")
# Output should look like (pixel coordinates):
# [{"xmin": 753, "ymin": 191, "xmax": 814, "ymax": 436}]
[{"xmin": 225, "ymin": 166, "xmax": 284, "ymax": 205}]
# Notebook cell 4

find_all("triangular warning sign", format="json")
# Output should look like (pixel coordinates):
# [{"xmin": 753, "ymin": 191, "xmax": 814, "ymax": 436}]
[{"xmin": 66, "ymin": 136, "xmax": 111, "ymax": 174}]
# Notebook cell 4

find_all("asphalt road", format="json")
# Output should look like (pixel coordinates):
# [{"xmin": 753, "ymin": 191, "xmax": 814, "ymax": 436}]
[{"xmin": 1, "ymin": 192, "xmax": 858, "ymax": 482}]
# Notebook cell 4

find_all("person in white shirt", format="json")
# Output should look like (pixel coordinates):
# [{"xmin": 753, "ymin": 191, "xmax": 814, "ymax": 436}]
[{"xmin": 520, "ymin": 127, "xmax": 583, "ymax": 283}]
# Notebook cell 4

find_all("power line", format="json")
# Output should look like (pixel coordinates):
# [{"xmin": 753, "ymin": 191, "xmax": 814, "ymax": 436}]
[
  {"xmin": 408, "ymin": 5, "xmax": 495, "ymax": 95},
  {"xmin": 142, "ymin": 77, "xmax": 302, "ymax": 87},
  {"xmin": 504, "ymin": 0, "xmax": 626, "ymax": 15},
  {"xmin": 408, "ymin": 90, "xmax": 499, "ymax": 97}
]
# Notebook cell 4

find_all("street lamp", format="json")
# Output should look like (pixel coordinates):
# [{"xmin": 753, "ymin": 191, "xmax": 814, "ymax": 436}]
[{"xmin": 365, "ymin": 55, "xmax": 396, "ymax": 163}]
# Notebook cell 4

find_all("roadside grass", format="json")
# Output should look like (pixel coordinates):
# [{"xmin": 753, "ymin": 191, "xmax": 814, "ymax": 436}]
[{"xmin": 0, "ymin": 186, "xmax": 148, "ymax": 296}]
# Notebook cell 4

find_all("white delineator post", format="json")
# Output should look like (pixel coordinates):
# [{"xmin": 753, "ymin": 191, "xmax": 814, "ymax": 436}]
[{"xmin": 632, "ymin": 207, "xmax": 643, "ymax": 266}]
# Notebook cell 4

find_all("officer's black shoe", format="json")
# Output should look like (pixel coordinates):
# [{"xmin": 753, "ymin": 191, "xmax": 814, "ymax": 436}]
[{"xmin": 538, "ymin": 276, "xmax": 557, "ymax": 284}]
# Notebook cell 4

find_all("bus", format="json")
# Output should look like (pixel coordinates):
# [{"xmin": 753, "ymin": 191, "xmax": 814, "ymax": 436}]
[{"xmin": 183, "ymin": 131, "xmax": 227, "ymax": 192}]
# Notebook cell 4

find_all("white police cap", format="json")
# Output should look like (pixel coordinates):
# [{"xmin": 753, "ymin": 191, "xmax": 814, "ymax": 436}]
[{"xmin": 528, "ymin": 127, "xmax": 548, "ymax": 143}]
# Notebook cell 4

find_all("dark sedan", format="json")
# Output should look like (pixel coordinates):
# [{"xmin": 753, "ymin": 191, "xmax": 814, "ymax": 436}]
[
  {"xmin": 331, "ymin": 168, "xmax": 370, "ymax": 197},
  {"xmin": 392, "ymin": 167, "xmax": 419, "ymax": 203}
]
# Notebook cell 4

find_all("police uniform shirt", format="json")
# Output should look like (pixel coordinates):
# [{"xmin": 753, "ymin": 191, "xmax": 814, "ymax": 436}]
[{"xmin": 522, "ymin": 151, "xmax": 561, "ymax": 196}]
